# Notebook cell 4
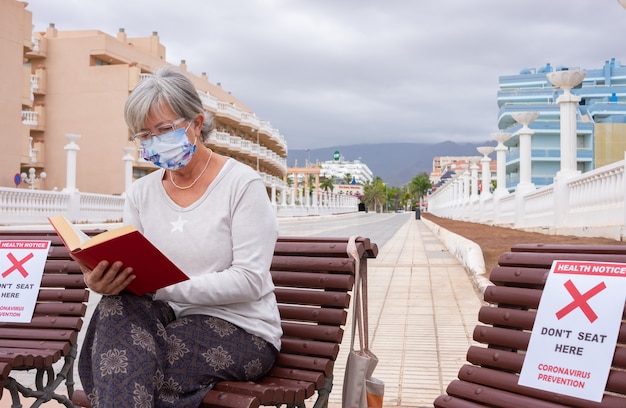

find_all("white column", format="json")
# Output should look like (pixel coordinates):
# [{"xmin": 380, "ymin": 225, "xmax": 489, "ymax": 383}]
[
  {"xmin": 122, "ymin": 147, "xmax": 134, "ymax": 195},
  {"xmin": 470, "ymin": 160, "xmax": 479, "ymax": 201},
  {"xmin": 547, "ymin": 69, "xmax": 586, "ymax": 179},
  {"xmin": 63, "ymin": 133, "xmax": 81, "ymax": 193},
  {"xmin": 492, "ymin": 132, "xmax": 512, "ymax": 198},
  {"xmin": 462, "ymin": 167, "xmax": 470, "ymax": 202},
  {"xmin": 477, "ymin": 146, "xmax": 494, "ymax": 200},
  {"xmin": 511, "ymin": 112, "xmax": 539, "ymax": 195},
  {"xmin": 291, "ymin": 186, "xmax": 297, "ymax": 206}
]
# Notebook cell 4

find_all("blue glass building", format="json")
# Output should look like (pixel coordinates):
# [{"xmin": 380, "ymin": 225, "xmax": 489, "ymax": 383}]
[{"xmin": 497, "ymin": 58, "xmax": 626, "ymax": 190}]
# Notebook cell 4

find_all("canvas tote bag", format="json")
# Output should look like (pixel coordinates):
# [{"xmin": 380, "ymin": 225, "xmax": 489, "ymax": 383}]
[{"xmin": 342, "ymin": 236, "xmax": 384, "ymax": 408}]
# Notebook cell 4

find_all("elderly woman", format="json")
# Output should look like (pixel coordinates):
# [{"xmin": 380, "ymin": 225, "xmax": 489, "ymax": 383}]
[{"xmin": 77, "ymin": 66, "xmax": 281, "ymax": 407}]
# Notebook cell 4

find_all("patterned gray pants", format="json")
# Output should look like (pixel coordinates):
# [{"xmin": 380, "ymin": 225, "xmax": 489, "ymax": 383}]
[{"xmin": 78, "ymin": 293, "xmax": 277, "ymax": 408}]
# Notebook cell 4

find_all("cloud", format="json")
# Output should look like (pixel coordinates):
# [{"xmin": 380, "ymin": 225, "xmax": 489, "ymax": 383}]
[{"xmin": 26, "ymin": 0, "xmax": 626, "ymax": 149}]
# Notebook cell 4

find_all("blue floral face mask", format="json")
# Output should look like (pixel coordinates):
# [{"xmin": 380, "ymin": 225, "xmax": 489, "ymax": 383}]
[{"xmin": 141, "ymin": 123, "xmax": 196, "ymax": 170}]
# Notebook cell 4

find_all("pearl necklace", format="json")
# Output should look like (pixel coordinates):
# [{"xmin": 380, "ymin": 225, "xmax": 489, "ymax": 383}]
[{"xmin": 169, "ymin": 149, "xmax": 213, "ymax": 190}]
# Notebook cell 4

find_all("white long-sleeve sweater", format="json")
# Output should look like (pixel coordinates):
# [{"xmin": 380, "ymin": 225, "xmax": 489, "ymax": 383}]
[{"xmin": 123, "ymin": 158, "xmax": 282, "ymax": 350}]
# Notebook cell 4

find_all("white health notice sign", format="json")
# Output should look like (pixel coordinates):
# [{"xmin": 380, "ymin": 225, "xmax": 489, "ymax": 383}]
[
  {"xmin": 0, "ymin": 240, "xmax": 50, "ymax": 322},
  {"xmin": 519, "ymin": 260, "xmax": 626, "ymax": 402}
]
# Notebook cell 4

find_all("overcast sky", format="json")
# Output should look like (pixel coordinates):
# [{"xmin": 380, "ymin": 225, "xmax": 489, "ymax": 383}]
[{"xmin": 25, "ymin": 0, "xmax": 626, "ymax": 150}]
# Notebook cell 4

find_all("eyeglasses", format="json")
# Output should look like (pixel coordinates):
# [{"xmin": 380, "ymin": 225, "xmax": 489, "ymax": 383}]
[{"xmin": 130, "ymin": 117, "xmax": 187, "ymax": 144}]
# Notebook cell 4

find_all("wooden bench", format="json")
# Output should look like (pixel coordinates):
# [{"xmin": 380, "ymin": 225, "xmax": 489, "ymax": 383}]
[
  {"xmin": 434, "ymin": 243, "xmax": 626, "ymax": 408},
  {"xmin": 0, "ymin": 229, "xmax": 92, "ymax": 407},
  {"xmin": 0, "ymin": 231, "xmax": 377, "ymax": 407}
]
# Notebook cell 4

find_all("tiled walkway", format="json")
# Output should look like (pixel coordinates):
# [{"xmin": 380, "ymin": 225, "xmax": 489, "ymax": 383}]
[{"xmin": 324, "ymin": 218, "xmax": 484, "ymax": 407}]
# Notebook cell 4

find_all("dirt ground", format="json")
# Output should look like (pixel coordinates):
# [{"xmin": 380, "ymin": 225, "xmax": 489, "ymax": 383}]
[{"xmin": 421, "ymin": 212, "xmax": 625, "ymax": 277}]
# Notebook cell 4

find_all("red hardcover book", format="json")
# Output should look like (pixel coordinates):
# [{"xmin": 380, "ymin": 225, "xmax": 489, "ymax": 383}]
[{"xmin": 48, "ymin": 215, "xmax": 189, "ymax": 296}]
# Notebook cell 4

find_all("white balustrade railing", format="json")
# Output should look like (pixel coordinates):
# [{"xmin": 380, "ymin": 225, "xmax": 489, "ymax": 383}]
[
  {"xmin": 0, "ymin": 184, "xmax": 359, "ymax": 226},
  {"xmin": 21, "ymin": 111, "xmax": 38, "ymax": 126},
  {"xmin": 428, "ymin": 155, "xmax": 626, "ymax": 240},
  {"xmin": 521, "ymin": 185, "xmax": 555, "ymax": 229},
  {"xmin": 0, "ymin": 187, "xmax": 123, "ymax": 226}
]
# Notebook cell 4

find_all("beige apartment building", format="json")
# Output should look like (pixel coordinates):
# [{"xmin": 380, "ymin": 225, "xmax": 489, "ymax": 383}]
[{"xmin": 1, "ymin": 0, "xmax": 287, "ymax": 195}]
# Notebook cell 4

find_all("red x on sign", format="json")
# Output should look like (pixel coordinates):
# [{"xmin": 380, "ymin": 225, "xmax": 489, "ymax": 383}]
[
  {"xmin": 556, "ymin": 279, "xmax": 606, "ymax": 323},
  {"xmin": 2, "ymin": 252, "xmax": 34, "ymax": 278}
]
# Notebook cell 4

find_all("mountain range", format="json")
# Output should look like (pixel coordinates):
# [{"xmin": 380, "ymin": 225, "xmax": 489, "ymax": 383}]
[{"xmin": 288, "ymin": 141, "xmax": 497, "ymax": 187}]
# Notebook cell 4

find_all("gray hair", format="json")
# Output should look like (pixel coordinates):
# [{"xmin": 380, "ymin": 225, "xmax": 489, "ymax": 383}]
[{"xmin": 125, "ymin": 66, "xmax": 214, "ymax": 142}]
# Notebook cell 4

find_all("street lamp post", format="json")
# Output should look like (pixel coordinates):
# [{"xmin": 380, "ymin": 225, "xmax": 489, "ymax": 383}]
[{"xmin": 21, "ymin": 167, "xmax": 46, "ymax": 190}]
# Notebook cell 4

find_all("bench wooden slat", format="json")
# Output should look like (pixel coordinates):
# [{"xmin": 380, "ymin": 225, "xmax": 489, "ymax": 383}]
[
  {"xmin": 0, "ymin": 339, "xmax": 71, "ymax": 354},
  {"xmin": 271, "ymin": 255, "xmax": 354, "ymax": 273},
  {"xmin": 489, "ymin": 266, "xmax": 548, "ymax": 287},
  {"xmin": 34, "ymin": 302, "xmax": 87, "ymax": 316},
  {"xmin": 44, "ymin": 258, "xmax": 84, "ymax": 271},
  {"xmin": 37, "ymin": 288, "xmax": 89, "ymax": 302},
  {"xmin": 271, "ymin": 270, "xmax": 353, "ymax": 290},
  {"xmin": 483, "ymin": 285, "xmax": 542, "ymax": 308},
  {"xmin": 477, "ymin": 305, "xmax": 536, "ymax": 330},
  {"xmin": 202, "ymin": 390, "xmax": 260, "ymax": 408},
  {"xmin": 466, "ymin": 346, "xmax": 523, "ymax": 372},
  {"xmin": 41, "ymin": 274, "xmax": 85, "ymax": 287},
  {"xmin": 212, "ymin": 381, "xmax": 281, "ymax": 402},
  {"xmin": 274, "ymin": 353, "xmax": 333, "ymax": 377},
  {"xmin": 0, "ymin": 315, "xmax": 82, "ymax": 330},
  {"xmin": 0, "ymin": 347, "xmax": 60, "ymax": 368},
  {"xmin": 265, "ymin": 366, "xmax": 325, "ymax": 388},
  {"xmin": 511, "ymin": 244, "xmax": 626, "ymax": 255},
  {"xmin": 273, "ymin": 241, "xmax": 353, "ymax": 257},
  {"xmin": 444, "ymin": 378, "xmax": 579, "ymax": 408},
  {"xmin": 434, "ymin": 394, "xmax": 495, "ymax": 408},
  {"xmin": 277, "ymin": 305, "xmax": 346, "ymax": 325},
  {"xmin": 472, "ymin": 325, "xmax": 530, "ymax": 350},
  {"xmin": 280, "ymin": 338, "xmax": 339, "ymax": 359},
  {"xmin": 498, "ymin": 251, "xmax": 626, "ymax": 268},
  {"xmin": 281, "ymin": 321, "xmax": 343, "ymax": 343},
  {"xmin": 274, "ymin": 287, "xmax": 350, "ymax": 308},
  {"xmin": 0, "ymin": 354, "xmax": 26, "ymax": 366},
  {"xmin": 275, "ymin": 236, "xmax": 378, "ymax": 258},
  {"xmin": 456, "ymin": 365, "xmax": 626, "ymax": 408},
  {"xmin": 256, "ymin": 376, "xmax": 313, "ymax": 401},
  {"xmin": 0, "ymin": 327, "xmax": 76, "ymax": 343}
]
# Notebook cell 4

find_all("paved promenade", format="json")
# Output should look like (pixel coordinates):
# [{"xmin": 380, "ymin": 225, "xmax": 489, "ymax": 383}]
[
  {"xmin": 1, "ymin": 215, "xmax": 485, "ymax": 407},
  {"xmin": 324, "ymin": 216, "xmax": 484, "ymax": 407}
]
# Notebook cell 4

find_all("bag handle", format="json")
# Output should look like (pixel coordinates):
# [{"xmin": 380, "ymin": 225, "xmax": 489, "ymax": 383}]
[{"xmin": 347, "ymin": 236, "xmax": 370, "ymax": 353}]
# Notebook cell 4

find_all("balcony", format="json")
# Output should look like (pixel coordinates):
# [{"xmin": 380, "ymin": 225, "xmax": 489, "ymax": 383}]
[
  {"xmin": 241, "ymin": 112, "xmax": 260, "ymax": 129},
  {"xmin": 212, "ymin": 131, "xmax": 231, "ymax": 146},
  {"xmin": 25, "ymin": 35, "xmax": 47, "ymax": 59},
  {"xmin": 216, "ymin": 101, "xmax": 241, "ymax": 124},
  {"xmin": 199, "ymin": 92, "xmax": 218, "ymax": 112},
  {"xmin": 229, "ymin": 136, "xmax": 242, "ymax": 152},
  {"xmin": 22, "ymin": 111, "xmax": 39, "ymax": 126}
]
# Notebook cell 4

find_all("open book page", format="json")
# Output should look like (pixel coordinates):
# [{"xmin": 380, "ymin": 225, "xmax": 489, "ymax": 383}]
[
  {"xmin": 48, "ymin": 214, "xmax": 91, "ymax": 250},
  {"xmin": 81, "ymin": 224, "xmax": 136, "ymax": 249},
  {"xmin": 48, "ymin": 215, "xmax": 136, "ymax": 250}
]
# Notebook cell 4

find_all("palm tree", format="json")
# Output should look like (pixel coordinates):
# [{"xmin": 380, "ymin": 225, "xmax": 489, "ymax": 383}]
[
  {"xmin": 362, "ymin": 177, "xmax": 386, "ymax": 212},
  {"xmin": 409, "ymin": 172, "xmax": 432, "ymax": 209},
  {"xmin": 320, "ymin": 177, "xmax": 335, "ymax": 192}
]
